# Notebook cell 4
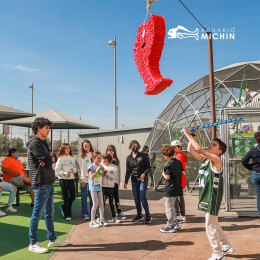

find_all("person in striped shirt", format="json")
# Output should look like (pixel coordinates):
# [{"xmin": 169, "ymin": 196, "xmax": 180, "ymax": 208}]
[{"xmin": 183, "ymin": 126, "xmax": 234, "ymax": 260}]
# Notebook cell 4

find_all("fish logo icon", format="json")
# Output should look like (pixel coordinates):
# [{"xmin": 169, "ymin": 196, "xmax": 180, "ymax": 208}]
[{"xmin": 168, "ymin": 25, "xmax": 199, "ymax": 40}]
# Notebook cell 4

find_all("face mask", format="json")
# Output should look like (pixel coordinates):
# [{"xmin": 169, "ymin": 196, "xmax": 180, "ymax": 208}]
[
  {"xmin": 16, "ymin": 153, "xmax": 20, "ymax": 159},
  {"xmin": 132, "ymin": 147, "xmax": 139, "ymax": 153}
]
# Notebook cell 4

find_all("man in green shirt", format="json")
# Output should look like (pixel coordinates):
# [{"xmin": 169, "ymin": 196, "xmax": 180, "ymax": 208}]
[{"xmin": 184, "ymin": 126, "xmax": 234, "ymax": 260}]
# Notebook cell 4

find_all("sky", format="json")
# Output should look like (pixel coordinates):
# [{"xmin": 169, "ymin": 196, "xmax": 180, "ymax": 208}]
[{"xmin": 0, "ymin": 0, "xmax": 260, "ymax": 132}]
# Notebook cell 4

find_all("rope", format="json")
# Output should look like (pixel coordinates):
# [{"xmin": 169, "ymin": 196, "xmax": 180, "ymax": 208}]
[{"xmin": 178, "ymin": 0, "xmax": 209, "ymax": 33}]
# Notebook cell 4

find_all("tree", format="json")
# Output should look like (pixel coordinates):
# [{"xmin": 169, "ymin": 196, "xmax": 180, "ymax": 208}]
[
  {"xmin": 10, "ymin": 137, "xmax": 24, "ymax": 151},
  {"xmin": 53, "ymin": 140, "xmax": 62, "ymax": 154},
  {"xmin": 0, "ymin": 134, "xmax": 11, "ymax": 156},
  {"xmin": 70, "ymin": 140, "xmax": 79, "ymax": 155}
]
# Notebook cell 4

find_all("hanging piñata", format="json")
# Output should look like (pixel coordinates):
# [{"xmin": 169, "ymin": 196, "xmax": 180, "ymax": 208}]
[{"xmin": 134, "ymin": 14, "xmax": 173, "ymax": 95}]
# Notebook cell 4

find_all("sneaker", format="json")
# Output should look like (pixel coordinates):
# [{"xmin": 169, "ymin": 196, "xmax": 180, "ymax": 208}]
[
  {"xmin": 30, "ymin": 202, "xmax": 34, "ymax": 207},
  {"xmin": 96, "ymin": 217, "xmax": 100, "ymax": 224},
  {"xmin": 6, "ymin": 206, "xmax": 17, "ymax": 212},
  {"xmin": 180, "ymin": 215, "xmax": 186, "ymax": 222},
  {"xmin": 159, "ymin": 226, "xmax": 177, "ymax": 233},
  {"xmin": 132, "ymin": 214, "xmax": 144, "ymax": 222},
  {"xmin": 100, "ymin": 219, "xmax": 108, "ymax": 226},
  {"xmin": 208, "ymin": 252, "xmax": 225, "ymax": 260},
  {"xmin": 60, "ymin": 205, "xmax": 64, "ymax": 218},
  {"xmin": 144, "ymin": 214, "xmax": 152, "ymax": 224},
  {"xmin": 29, "ymin": 242, "xmax": 49, "ymax": 253},
  {"xmin": 222, "ymin": 243, "xmax": 235, "ymax": 255},
  {"xmin": 0, "ymin": 210, "xmax": 6, "ymax": 216},
  {"xmin": 83, "ymin": 215, "xmax": 89, "ymax": 220},
  {"xmin": 117, "ymin": 212, "xmax": 126, "ymax": 220},
  {"xmin": 89, "ymin": 221, "xmax": 100, "ymax": 228},
  {"xmin": 65, "ymin": 217, "xmax": 71, "ymax": 221},
  {"xmin": 174, "ymin": 215, "xmax": 181, "ymax": 222},
  {"xmin": 112, "ymin": 217, "xmax": 121, "ymax": 223},
  {"xmin": 47, "ymin": 238, "xmax": 70, "ymax": 247},
  {"xmin": 173, "ymin": 222, "xmax": 181, "ymax": 230}
]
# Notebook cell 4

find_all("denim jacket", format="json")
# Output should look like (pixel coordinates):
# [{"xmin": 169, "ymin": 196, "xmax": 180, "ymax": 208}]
[{"xmin": 241, "ymin": 144, "xmax": 260, "ymax": 173}]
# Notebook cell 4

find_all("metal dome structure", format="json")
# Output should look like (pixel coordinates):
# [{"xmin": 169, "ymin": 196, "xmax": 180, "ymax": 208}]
[{"xmin": 146, "ymin": 61, "xmax": 260, "ymax": 200}]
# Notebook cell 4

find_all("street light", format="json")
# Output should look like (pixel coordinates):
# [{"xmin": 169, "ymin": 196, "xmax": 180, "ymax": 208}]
[
  {"xmin": 109, "ymin": 37, "xmax": 117, "ymax": 129},
  {"xmin": 28, "ymin": 83, "xmax": 33, "ymax": 113}
]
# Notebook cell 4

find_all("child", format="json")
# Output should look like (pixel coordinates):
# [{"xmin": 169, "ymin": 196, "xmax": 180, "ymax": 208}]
[
  {"xmin": 88, "ymin": 151, "xmax": 106, "ymax": 227},
  {"xmin": 171, "ymin": 140, "xmax": 188, "ymax": 222},
  {"xmin": 106, "ymin": 145, "xmax": 126, "ymax": 219},
  {"xmin": 102, "ymin": 153, "xmax": 121, "ymax": 223},
  {"xmin": 77, "ymin": 139, "xmax": 94, "ymax": 220},
  {"xmin": 159, "ymin": 145, "xmax": 184, "ymax": 233},
  {"xmin": 183, "ymin": 126, "xmax": 234, "ymax": 260},
  {"xmin": 55, "ymin": 143, "xmax": 77, "ymax": 221}
]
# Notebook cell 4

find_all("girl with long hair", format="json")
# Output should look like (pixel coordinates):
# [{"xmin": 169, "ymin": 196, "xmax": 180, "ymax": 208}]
[
  {"xmin": 55, "ymin": 143, "xmax": 77, "ymax": 221},
  {"xmin": 106, "ymin": 145, "xmax": 126, "ymax": 219},
  {"xmin": 77, "ymin": 139, "xmax": 94, "ymax": 220}
]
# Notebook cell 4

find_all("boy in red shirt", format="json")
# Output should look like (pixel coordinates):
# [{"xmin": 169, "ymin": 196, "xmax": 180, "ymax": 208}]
[{"xmin": 171, "ymin": 140, "xmax": 188, "ymax": 222}]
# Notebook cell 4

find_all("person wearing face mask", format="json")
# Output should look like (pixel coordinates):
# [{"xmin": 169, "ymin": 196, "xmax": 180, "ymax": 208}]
[
  {"xmin": 124, "ymin": 140, "xmax": 152, "ymax": 224},
  {"xmin": 2, "ymin": 148, "xmax": 34, "ymax": 207}
]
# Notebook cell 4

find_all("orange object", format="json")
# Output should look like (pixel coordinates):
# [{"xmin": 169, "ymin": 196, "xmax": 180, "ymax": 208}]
[{"xmin": 134, "ymin": 14, "xmax": 173, "ymax": 95}]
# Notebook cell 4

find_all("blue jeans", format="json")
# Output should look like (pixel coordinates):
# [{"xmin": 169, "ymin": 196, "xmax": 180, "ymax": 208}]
[
  {"xmin": 252, "ymin": 171, "xmax": 260, "ymax": 217},
  {"xmin": 80, "ymin": 183, "xmax": 93, "ymax": 216},
  {"xmin": 29, "ymin": 184, "xmax": 56, "ymax": 245},
  {"xmin": 0, "ymin": 181, "xmax": 17, "ymax": 206},
  {"xmin": 131, "ymin": 176, "xmax": 150, "ymax": 215}
]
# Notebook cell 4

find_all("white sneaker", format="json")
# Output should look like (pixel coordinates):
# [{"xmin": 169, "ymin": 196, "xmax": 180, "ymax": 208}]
[
  {"xmin": 96, "ymin": 217, "xmax": 100, "ymax": 224},
  {"xmin": 47, "ymin": 238, "xmax": 70, "ymax": 247},
  {"xmin": 100, "ymin": 219, "xmax": 108, "ymax": 226},
  {"xmin": 0, "ymin": 210, "xmax": 6, "ymax": 216},
  {"xmin": 89, "ymin": 221, "xmax": 100, "ymax": 228},
  {"xmin": 112, "ymin": 217, "xmax": 121, "ymax": 223},
  {"xmin": 83, "ymin": 215, "xmax": 89, "ymax": 220},
  {"xmin": 6, "ymin": 206, "xmax": 17, "ymax": 212},
  {"xmin": 29, "ymin": 242, "xmax": 49, "ymax": 253},
  {"xmin": 65, "ymin": 217, "xmax": 71, "ymax": 221},
  {"xmin": 222, "ymin": 242, "xmax": 235, "ymax": 255},
  {"xmin": 174, "ymin": 215, "xmax": 181, "ymax": 222},
  {"xmin": 180, "ymin": 215, "xmax": 186, "ymax": 222},
  {"xmin": 208, "ymin": 252, "xmax": 225, "ymax": 260}
]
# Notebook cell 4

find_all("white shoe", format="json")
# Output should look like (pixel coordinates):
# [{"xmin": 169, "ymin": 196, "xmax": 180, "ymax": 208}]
[
  {"xmin": 95, "ymin": 217, "xmax": 100, "ymax": 224},
  {"xmin": 180, "ymin": 215, "xmax": 186, "ymax": 222},
  {"xmin": 222, "ymin": 242, "xmax": 235, "ymax": 255},
  {"xmin": 29, "ymin": 242, "xmax": 49, "ymax": 253},
  {"xmin": 65, "ymin": 217, "xmax": 71, "ymax": 221},
  {"xmin": 6, "ymin": 206, "xmax": 17, "ymax": 212},
  {"xmin": 208, "ymin": 252, "xmax": 225, "ymax": 260},
  {"xmin": 0, "ymin": 210, "xmax": 6, "ymax": 216},
  {"xmin": 100, "ymin": 219, "xmax": 108, "ymax": 226},
  {"xmin": 112, "ymin": 217, "xmax": 121, "ymax": 223},
  {"xmin": 47, "ymin": 238, "xmax": 70, "ymax": 247},
  {"xmin": 174, "ymin": 215, "xmax": 181, "ymax": 222},
  {"xmin": 89, "ymin": 221, "xmax": 100, "ymax": 228}
]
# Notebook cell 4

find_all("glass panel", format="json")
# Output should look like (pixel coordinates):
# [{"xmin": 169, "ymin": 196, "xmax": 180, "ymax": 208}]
[{"xmin": 159, "ymin": 99, "xmax": 182, "ymax": 124}]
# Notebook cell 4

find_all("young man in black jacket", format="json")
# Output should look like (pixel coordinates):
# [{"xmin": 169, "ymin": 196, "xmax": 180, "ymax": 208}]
[{"xmin": 27, "ymin": 117, "xmax": 69, "ymax": 254}]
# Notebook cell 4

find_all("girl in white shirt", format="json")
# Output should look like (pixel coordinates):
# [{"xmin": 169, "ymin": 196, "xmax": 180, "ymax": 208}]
[
  {"xmin": 77, "ymin": 139, "xmax": 94, "ymax": 220},
  {"xmin": 55, "ymin": 143, "xmax": 77, "ymax": 221}
]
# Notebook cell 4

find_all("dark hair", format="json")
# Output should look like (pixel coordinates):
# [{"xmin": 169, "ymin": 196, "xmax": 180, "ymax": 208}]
[
  {"xmin": 31, "ymin": 117, "xmax": 52, "ymax": 135},
  {"xmin": 213, "ymin": 138, "xmax": 227, "ymax": 155},
  {"xmin": 106, "ymin": 145, "xmax": 120, "ymax": 166},
  {"xmin": 102, "ymin": 153, "xmax": 112, "ymax": 163},
  {"xmin": 129, "ymin": 140, "xmax": 140, "ymax": 149},
  {"xmin": 254, "ymin": 132, "xmax": 260, "ymax": 144},
  {"xmin": 92, "ymin": 151, "xmax": 101, "ymax": 162},
  {"xmin": 142, "ymin": 146, "xmax": 149, "ymax": 152},
  {"xmin": 57, "ymin": 143, "xmax": 72, "ymax": 158},
  {"xmin": 80, "ymin": 139, "xmax": 94, "ymax": 158},
  {"xmin": 160, "ymin": 145, "xmax": 175, "ymax": 157},
  {"xmin": 7, "ymin": 148, "xmax": 17, "ymax": 157}
]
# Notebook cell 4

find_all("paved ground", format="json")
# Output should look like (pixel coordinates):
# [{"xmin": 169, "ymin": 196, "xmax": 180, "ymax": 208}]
[{"xmin": 50, "ymin": 186, "xmax": 260, "ymax": 260}]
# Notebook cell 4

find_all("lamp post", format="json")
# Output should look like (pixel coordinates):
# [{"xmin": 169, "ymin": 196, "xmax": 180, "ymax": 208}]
[
  {"xmin": 109, "ymin": 37, "xmax": 117, "ymax": 129},
  {"xmin": 28, "ymin": 83, "xmax": 33, "ymax": 113}
]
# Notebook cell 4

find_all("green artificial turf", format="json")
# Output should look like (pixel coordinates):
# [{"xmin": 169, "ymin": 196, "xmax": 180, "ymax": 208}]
[{"xmin": 0, "ymin": 184, "xmax": 81, "ymax": 260}]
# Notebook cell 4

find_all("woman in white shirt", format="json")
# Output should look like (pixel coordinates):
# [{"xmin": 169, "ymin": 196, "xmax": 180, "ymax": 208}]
[{"xmin": 55, "ymin": 143, "xmax": 77, "ymax": 221}]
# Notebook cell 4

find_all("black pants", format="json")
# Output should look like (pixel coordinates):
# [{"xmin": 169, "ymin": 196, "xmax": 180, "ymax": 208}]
[
  {"xmin": 174, "ymin": 195, "xmax": 185, "ymax": 216},
  {"xmin": 59, "ymin": 179, "xmax": 75, "ymax": 218},
  {"xmin": 103, "ymin": 187, "xmax": 116, "ymax": 218},
  {"xmin": 113, "ymin": 183, "xmax": 122, "ymax": 214}
]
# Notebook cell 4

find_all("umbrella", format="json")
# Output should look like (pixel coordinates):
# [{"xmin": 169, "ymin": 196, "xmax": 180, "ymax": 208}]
[{"xmin": 0, "ymin": 104, "xmax": 35, "ymax": 121}]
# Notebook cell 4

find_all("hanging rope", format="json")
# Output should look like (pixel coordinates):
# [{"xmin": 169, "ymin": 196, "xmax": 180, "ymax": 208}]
[
  {"xmin": 146, "ymin": 0, "xmax": 158, "ymax": 12},
  {"xmin": 178, "ymin": 0, "xmax": 209, "ymax": 32}
]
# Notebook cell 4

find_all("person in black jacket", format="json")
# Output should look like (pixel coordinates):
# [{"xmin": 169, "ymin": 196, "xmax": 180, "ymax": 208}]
[
  {"xmin": 27, "ymin": 117, "xmax": 70, "ymax": 254},
  {"xmin": 124, "ymin": 140, "xmax": 152, "ymax": 224},
  {"xmin": 241, "ymin": 132, "xmax": 260, "ymax": 220}
]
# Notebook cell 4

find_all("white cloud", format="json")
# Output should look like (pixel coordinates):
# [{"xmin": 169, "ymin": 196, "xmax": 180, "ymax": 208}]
[
  {"xmin": 7, "ymin": 65, "xmax": 39, "ymax": 72},
  {"xmin": 58, "ymin": 86, "xmax": 79, "ymax": 93}
]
